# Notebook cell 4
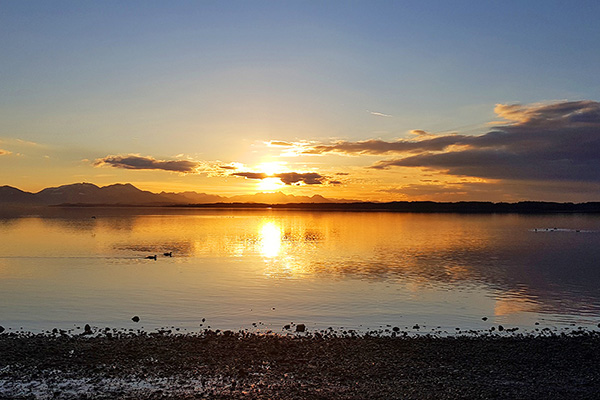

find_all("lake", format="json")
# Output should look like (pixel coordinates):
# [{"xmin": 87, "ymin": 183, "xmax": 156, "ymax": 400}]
[{"xmin": 1, "ymin": 208, "xmax": 599, "ymax": 335}]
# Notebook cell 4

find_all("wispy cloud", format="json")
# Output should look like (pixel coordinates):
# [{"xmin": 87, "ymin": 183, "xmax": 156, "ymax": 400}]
[
  {"xmin": 0, "ymin": 149, "xmax": 11, "ymax": 156},
  {"xmin": 94, "ymin": 154, "xmax": 200, "ymax": 173},
  {"xmin": 368, "ymin": 110, "xmax": 393, "ymax": 118},
  {"xmin": 267, "ymin": 140, "xmax": 294, "ymax": 147},
  {"xmin": 301, "ymin": 136, "xmax": 469, "ymax": 156}
]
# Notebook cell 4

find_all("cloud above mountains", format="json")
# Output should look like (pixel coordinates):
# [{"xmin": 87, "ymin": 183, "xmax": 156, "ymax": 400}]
[
  {"xmin": 94, "ymin": 155, "xmax": 200, "ymax": 173},
  {"xmin": 232, "ymin": 171, "xmax": 327, "ymax": 185},
  {"xmin": 94, "ymin": 155, "xmax": 332, "ymax": 186},
  {"xmin": 303, "ymin": 100, "xmax": 600, "ymax": 183}
]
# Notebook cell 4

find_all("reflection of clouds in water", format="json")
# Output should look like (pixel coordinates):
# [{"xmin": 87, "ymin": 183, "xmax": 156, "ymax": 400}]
[
  {"xmin": 3, "ymin": 211, "xmax": 600, "ymax": 321},
  {"xmin": 494, "ymin": 289, "xmax": 539, "ymax": 316}
]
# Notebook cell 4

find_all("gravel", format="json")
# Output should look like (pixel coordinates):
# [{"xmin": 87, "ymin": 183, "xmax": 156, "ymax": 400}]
[{"xmin": 1, "ymin": 330, "xmax": 599, "ymax": 399}]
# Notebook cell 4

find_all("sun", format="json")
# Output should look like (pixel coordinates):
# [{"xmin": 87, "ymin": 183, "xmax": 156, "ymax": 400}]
[
  {"xmin": 257, "ymin": 161, "xmax": 286, "ymax": 176},
  {"xmin": 255, "ymin": 161, "xmax": 287, "ymax": 191},
  {"xmin": 258, "ymin": 177, "xmax": 284, "ymax": 191}
]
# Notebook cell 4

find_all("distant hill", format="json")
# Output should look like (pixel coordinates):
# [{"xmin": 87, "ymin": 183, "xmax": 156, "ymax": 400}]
[
  {"xmin": 34, "ymin": 183, "xmax": 169, "ymax": 205},
  {"xmin": 228, "ymin": 192, "xmax": 341, "ymax": 204},
  {"xmin": 2, "ymin": 183, "xmax": 599, "ymax": 213},
  {"xmin": 0, "ymin": 183, "xmax": 349, "ymax": 206},
  {"xmin": 0, "ymin": 185, "xmax": 38, "ymax": 204}
]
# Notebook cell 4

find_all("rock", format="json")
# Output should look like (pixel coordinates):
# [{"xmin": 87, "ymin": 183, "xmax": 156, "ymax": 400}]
[
  {"xmin": 392, "ymin": 326, "xmax": 400, "ymax": 332},
  {"xmin": 132, "ymin": 316, "xmax": 140, "ymax": 323},
  {"xmin": 296, "ymin": 324, "xmax": 306, "ymax": 332},
  {"xmin": 498, "ymin": 325, "xmax": 504, "ymax": 331},
  {"xmin": 0, "ymin": 325, "xmax": 4, "ymax": 334},
  {"xmin": 283, "ymin": 324, "xmax": 291, "ymax": 330},
  {"xmin": 84, "ymin": 324, "xmax": 92, "ymax": 334},
  {"xmin": 482, "ymin": 317, "xmax": 488, "ymax": 321},
  {"xmin": 413, "ymin": 324, "xmax": 420, "ymax": 330}
]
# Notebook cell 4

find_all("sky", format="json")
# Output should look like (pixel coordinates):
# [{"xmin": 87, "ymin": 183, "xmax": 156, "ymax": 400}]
[{"xmin": 1, "ymin": 0, "xmax": 600, "ymax": 201}]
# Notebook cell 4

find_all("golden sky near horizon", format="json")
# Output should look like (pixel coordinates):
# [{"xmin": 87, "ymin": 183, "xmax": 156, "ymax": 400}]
[{"xmin": 1, "ymin": 2, "xmax": 600, "ymax": 202}]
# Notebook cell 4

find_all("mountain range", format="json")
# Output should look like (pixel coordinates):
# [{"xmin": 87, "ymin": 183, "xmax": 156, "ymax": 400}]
[{"xmin": 0, "ymin": 183, "xmax": 347, "ymax": 206}]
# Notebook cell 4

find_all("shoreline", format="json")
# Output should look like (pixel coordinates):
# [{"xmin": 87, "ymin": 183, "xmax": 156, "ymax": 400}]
[{"xmin": 2, "ymin": 330, "xmax": 600, "ymax": 399}]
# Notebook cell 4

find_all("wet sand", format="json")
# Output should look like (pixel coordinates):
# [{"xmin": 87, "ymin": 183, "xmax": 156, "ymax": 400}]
[{"xmin": 1, "ymin": 330, "xmax": 600, "ymax": 399}]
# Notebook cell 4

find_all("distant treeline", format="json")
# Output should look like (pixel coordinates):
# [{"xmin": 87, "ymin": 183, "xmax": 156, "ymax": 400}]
[{"xmin": 176, "ymin": 201, "xmax": 600, "ymax": 213}]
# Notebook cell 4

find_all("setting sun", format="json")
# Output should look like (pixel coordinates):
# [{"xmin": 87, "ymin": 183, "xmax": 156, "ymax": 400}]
[
  {"xmin": 258, "ymin": 177, "xmax": 285, "ymax": 191},
  {"xmin": 257, "ymin": 162, "xmax": 287, "ymax": 176}
]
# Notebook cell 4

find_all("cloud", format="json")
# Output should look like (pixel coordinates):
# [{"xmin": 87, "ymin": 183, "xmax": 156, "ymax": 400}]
[
  {"xmin": 0, "ymin": 149, "xmax": 11, "ymax": 156},
  {"xmin": 410, "ymin": 129, "xmax": 432, "ymax": 136},
  {"xmin": 371, "ymin": 100, "xmax": 600, "ymax": 182},
  {"xmin": 276, "ymin": 172, "xmax": 325, "ymax": 185},
  {"xmin": 302, "ymin": 136, "xmax": 472, "ymax": 155},
  {"xmin": 94, "ymin": 155, "xmax": 200, "ymax": 173},
  {"xmin": 267, "ymin": 140, "xmax": 294, "ymax": 147},
  {"xmin": 368, "ymin": 110, "xmax": 393, "ymax": 118},
  {"xmin": 232, "ymin": 172, "xmax": 268, "ymax": 180},
  {"xmin": 232, "ymin": 171, "xmax": 327, "ymax": 185},
  {"xmin": 308, "ymin": 100, "xmax": 600, "ymax": 183}
]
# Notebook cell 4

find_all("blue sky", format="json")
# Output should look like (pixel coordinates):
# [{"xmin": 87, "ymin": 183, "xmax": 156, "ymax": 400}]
[{"xmin": 1, "ymin": 1, "xmax": 599, "ymax": 200}]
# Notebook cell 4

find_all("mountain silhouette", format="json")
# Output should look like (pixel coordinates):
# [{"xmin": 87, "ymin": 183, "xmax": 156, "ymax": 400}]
[{"xmin": 0, "ymin": 183, "xmax": 346, "ymax": 205}]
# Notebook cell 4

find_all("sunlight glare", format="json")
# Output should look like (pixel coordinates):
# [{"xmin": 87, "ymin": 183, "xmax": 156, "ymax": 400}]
[
  {"xmin": 260, "ymin": 221, "xmax": 282, "ymax": 258},
  {"xmin": 258, "ymin": 177, "xmax": 284, "ymax": 191},
  {"xmin": 257, "ymin": 161, "xmax": 286, "ymax": 176}
]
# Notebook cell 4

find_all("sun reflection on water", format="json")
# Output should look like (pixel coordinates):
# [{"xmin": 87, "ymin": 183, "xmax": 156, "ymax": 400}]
[{"xmin": 259, "ymin": 221, "xmax": 282, "ymax": 258}]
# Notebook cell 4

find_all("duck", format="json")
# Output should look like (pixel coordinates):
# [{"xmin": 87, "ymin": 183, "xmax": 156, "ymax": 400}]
[
  {"xmin": 145, "ymin": 255, "xmax": 157, "ymax": 260},
  {"xmin": 163, "ymin": 252, "xmax": 173, "ymax": 257}
]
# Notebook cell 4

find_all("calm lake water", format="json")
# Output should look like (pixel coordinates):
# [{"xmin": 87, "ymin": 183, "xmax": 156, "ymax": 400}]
[{"xmin": 1, "ymin": 208, "xmax": 600, "ymax": 334}]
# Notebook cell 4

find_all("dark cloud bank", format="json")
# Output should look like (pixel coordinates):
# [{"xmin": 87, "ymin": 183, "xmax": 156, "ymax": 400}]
[{"xmin": 305, "ymin": 100, "xmax": 600, "ymax": 183}]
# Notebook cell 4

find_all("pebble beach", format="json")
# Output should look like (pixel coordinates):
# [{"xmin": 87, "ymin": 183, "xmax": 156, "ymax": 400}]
[{"xmin": 2, "ymin": 328, "xmax": 600, "ymax": 399}]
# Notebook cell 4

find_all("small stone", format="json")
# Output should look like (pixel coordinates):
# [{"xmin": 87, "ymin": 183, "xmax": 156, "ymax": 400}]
[
  {"xmin": 413, "ymin": 324, "xmax": 420, "ymax": 330},
  {"xmin": 0, "ymin": 326, "xmax": 4, "ymax": 334},
  {"xmin": 283, "ymin": 324, "xmax": 291, "ymax": 330},
  {"xmin": 498, "ymin": 325, "xmax": 504, "ymax": 331},
  {"xmin": 482, "ymin": 317, "xmax": 488, "ymax": 321},
  {"xmin": 132, "ymin": 316, "xmax": 140, "ymax": 323},
  {"xmin": 296, "ymin": 324, "xmax": 306, "ymax": 332},
  {"xmin": 392, "ymin": 326, "xmax": 400, "ymax": 332},
  {"xmin": 84, "ymin": 324, "xmax": 92, "ymax": 334}
]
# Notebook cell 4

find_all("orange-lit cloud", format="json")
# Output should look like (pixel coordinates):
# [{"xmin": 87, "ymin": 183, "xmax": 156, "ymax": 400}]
[
  {"xmin": 0, "ymin": 149, "xmax": 11, "ymax": 156},
  {"xmin": 232, "ymin": 171, "xmax": 328, "ymax": 185},
  {"xmin": 94, "ymin": 155, "xmax": 200, "ymax": 173},
  {"xmin": 267, "ymin": 140, "xmax": 294, "ymax": 147},
  {"xmin": 301, "ymin": 136, "xmax": 471, "ymax": 156},
  {"xmin": 301, "ymin": 100, "xmax": 600, "ymax": 183}
]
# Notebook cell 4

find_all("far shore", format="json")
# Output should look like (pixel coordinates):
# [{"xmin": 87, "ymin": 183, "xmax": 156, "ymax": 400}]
[
  {"xmin": 1, "ymin": 330, "xmax": 600, "ymax": 399},
  {"xmin": 2, "ymin": 200, "xmax": 600, "ymax": 215}
]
